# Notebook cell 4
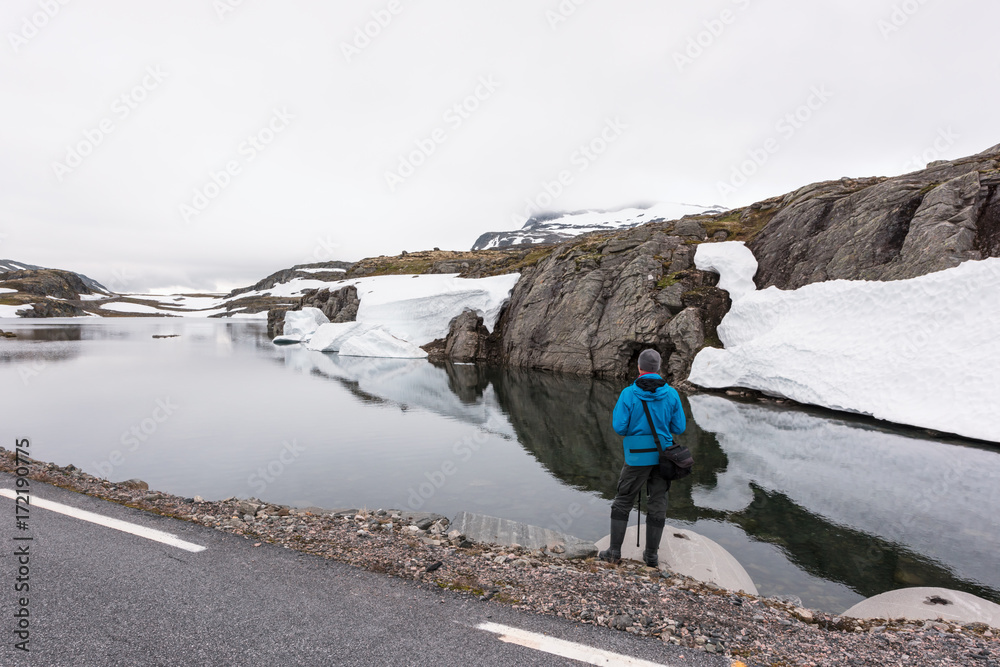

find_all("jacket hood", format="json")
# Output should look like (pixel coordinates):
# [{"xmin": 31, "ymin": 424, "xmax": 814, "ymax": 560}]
[{"xmin": 633, "ymin": 374, "xmax": 670, "ymax": 400}]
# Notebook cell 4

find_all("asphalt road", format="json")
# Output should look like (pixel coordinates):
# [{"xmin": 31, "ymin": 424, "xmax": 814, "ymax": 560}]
[{"xmin": 0, "ymin": 472, "xmax": 728, "ymax": 666}]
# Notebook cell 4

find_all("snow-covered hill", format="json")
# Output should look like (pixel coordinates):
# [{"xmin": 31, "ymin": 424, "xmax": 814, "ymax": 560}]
[{"xmin": 471, "ymin": 202, "xmax": 726, "ymax": 250}]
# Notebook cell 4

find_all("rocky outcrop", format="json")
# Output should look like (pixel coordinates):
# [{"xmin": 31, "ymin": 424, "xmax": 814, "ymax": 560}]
[
  {"xmin": 0, "ymin": 269, "xmax": 103, "ymax": 300},
  {"xmin": 18, "ymin": 300, "xmax": 88, "ymax": 318},
  {"xmin": 495, "ymin": 221, "xmax": 728, "ymax": 380},
  {"xmin": 300, "ymin": 285, "xmax": 359, "ymax": 323},
  {"xmin": 749, "ymin": 145, "xmax": 1000, "ymax": 289},
  {"xmin": 226, "ymin": 261, "xmax": 353, "ymax": 298},
  {"xmin": 266, "ymin": 308, "xmax": 289, "ymax": 338}
]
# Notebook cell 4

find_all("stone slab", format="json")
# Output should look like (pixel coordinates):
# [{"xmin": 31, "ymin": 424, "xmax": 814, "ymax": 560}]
[
  {"xmin": 842, "ymin": 587, "xmax": 1000, "ymax": 627},
  {"xmin": 400, "ymin": 511, "xmax": 448, "ymax": 530},
  {"xmin": 595, "ymin": 523, "xmax": 757, "ymax": 595},
  {"xmin": 451, "ymin": 511, "xmax": 597, "ymax": 559}
]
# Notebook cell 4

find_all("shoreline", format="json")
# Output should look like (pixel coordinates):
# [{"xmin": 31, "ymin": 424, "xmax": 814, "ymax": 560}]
[{"xmin": 3, "ymin": 449, "xmax": 997, "ymax": 666}]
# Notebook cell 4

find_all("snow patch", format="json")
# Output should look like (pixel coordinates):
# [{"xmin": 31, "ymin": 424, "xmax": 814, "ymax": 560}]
[
  {"xmin": 283, "ymin": 273, "xmax": 520, "ymax": 357},
  {"xmin": 0, "ymin": 304, "xmax": 32, "ymax": 318},
  {"xmin": 99, "ymin": 302, "xmax": 165, "ymax": 314},
  {"xmin": 0, "ymin": 288, "xmax": 17, "ymax": 295},
  {"xmin": 693, "ymin": 242, "xmax": 758, "ymax": 302},
  {"xmin": 689, "ymin": 243, "xmax": 1000, "ymax": 442}
]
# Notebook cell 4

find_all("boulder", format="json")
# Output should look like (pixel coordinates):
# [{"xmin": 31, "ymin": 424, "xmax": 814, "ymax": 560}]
[
  {"xmin": 439, "ymin": 310, "xmax": 491, "ymax": 362},
  {"xmin": 843, "ymin": 587, "xmax": 1000, "ymax": 626},
  {"xmin": 595, "ymin": 523, "xmax": 757, "ymax": 594},
  {"xmin": 665, "ymin": 307, "xmax": 704, "ymax": 380},
  {"xmin": 267, "ymin": 308, "xmax": 289, "ymax": 338},
  {"xmin": 301, "ymin": 284, "xmax": 359, "ymax": 323}
]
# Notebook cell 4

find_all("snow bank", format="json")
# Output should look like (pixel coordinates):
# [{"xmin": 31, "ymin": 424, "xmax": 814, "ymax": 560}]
[
  {"xmin": 282, "ymin": 308, "xmax": 329, "ymax": 341},
  {"xmin": 339, "ymin": 329, "xmax": 428, "ymax": 359},
  {"xmin": 0, "ymin": 304, "xmax": 32, "ymax": 318},
  {"xmin": 280, "ymin": 273, "xmax": 520, "ymax": 358},
  {"xmin": 689, "ymin": 242, "xmax": 1000, "ymax": 442},
  {"xmin": 353, "ymin": 273, "xmax": 518, "ymax": 345},
  {"xmin": 0, "ymin": 288, "xmax": 17, "ymax": 295}
]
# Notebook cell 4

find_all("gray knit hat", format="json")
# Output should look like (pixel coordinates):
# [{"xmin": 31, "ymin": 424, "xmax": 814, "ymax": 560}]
[{"xmin": 637, "ymin": 349, "xmax": 661, "ymax": 372}]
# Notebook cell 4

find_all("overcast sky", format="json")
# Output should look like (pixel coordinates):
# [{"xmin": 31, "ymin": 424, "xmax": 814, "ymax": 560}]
[{"xmin": 1, "ymin": 0, "xmax": 997, "ymax": 292}]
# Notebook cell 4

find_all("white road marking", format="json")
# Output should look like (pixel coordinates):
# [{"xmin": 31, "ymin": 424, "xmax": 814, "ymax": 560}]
[
  {"xmin": 477, "ymin": 622, "xmax": 670, "ymax": 666},
  {"xmin": 0, "ymin": 489, "xmax": 206, "ymax": 553}
]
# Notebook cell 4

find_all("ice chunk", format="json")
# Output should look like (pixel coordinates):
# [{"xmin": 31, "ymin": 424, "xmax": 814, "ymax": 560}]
[
  {"xmin": 338, "ymin": 328, "xmax": 429, "ymax": 359},
  {"xmin": 282, "ymin": 307, "xmax": 329, "ymax": 341}
]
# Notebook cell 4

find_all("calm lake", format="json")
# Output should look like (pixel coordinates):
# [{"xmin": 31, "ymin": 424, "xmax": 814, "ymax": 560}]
[{"xmin": 2, "ymin": 318, "xmax": 998, "ymax": 614}]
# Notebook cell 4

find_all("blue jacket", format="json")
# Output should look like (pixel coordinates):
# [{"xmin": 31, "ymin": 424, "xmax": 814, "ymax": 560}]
[{"xmin": 612, "ymin": 373, "xmax": 686, "ymax": 466}]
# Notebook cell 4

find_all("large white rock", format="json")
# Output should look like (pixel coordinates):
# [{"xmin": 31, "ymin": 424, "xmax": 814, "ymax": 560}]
[
  {"xmin": 282, "ymin": 307, "xmax": 329, "ymax": 342},
  {"xmin": 338, "ymin": 328, "xmax": 428, "ymax": 359},
  {"xmin": 843, "ymin": 587, "xmax": 1000, "ymax": 626},
  {"xmin": 689, "ymin": 242, "xmax": 1000, "ymax": 443},
  {"xmin": 595, "ymin": 523, "xmax": 757, "ymax": 595}
]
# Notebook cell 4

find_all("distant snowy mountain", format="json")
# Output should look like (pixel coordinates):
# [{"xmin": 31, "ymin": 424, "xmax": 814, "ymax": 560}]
[
  {"xmin": 471, "ymin": 202, "xmax": 726, "ymax": 250},
  {"xmin": 0, "ymin": 260, "xmax": 41, "ymax": 273}
]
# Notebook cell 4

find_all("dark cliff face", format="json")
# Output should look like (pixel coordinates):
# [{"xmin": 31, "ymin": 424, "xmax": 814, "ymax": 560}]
[
  {"xmin": 494, "ymin": 220, "xmax": 730, "ymax": 380},
  {"xmin": 748, "ymin": 144, "xmax": 1000, "ymax": 289}
]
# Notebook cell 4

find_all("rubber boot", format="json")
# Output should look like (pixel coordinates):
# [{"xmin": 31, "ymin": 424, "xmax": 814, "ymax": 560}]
[
  {"xmin": 643, "ymin": 521, "xmax": 665, "ymax": 568},
  {"xmin": 599, "ymin": 518, "xmax": 628, "ymax": 564}
]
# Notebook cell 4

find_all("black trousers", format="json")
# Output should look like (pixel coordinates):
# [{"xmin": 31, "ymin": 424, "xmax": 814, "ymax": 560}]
[{"xmin": 610, "ymin": 464, "xmax": 669, "ymax": 526}]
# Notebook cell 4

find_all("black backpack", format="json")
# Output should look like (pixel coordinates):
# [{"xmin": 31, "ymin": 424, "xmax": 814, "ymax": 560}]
[{"xmin": 640, "ymin": 400, "xmax": 693, "ymax": 480}]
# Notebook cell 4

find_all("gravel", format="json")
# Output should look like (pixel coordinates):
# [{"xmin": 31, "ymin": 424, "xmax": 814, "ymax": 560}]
[{"xmin": 4, "ymin": 450, "xmax": 998, "ymax": 667}]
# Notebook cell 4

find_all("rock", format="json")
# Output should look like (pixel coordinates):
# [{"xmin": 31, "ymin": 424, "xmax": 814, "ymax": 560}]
[
  {"xmin": 843, "ymin": 587, "xmax": 1000, "ymax": 627},
  {"xmin": 673, "ymin": 220, "xmax": 707, "ymax": 240},
  {"xmin": 793, "ymin": 607, "xmax": 814, "ymax": 622},
  {"xmin": 399, "ymin": 512, "xmax": 448, "ymax": 530},
  {"xmin": 300, "ymin": 284, "xmax": 360, "ymax": 323},
  {"xmin": 665, "ymin": 307, "xmax": 704, "ymax": 380},
  {"xmin": 0, "ymin": 268, "xmax": 104, "ymax": 301},
  {"xmin": 18, "ymin": 299, "xmax": 88, "ymax": 318},
  {"xmin": 749, "ymin": 154, "xmax": 1000, "ymax": 290},
  {"xmin": 119, "ymin": 479, "xmax": 149, "ymax": 491},
  {"xmin": 451, "ymin": 511, "xmax": 597, "ymax": 559},
  {"xmin": 595, "ymin": 523, "xmax": 757, "ymax": 595},
  {"xmin": 236, "ymin": 501, "xmax": 259, "ymax": 517},
  {"xmin": 498, "ymin": 227, "xmax": 725, "ymax": 380},
  {"xmin": 438, "ymin": 310, "xmax": 493, "ymax": 362},
  {"xmin": 610, "ymin": 614, "xmax": 633, "ymax": 630},
  {"xmin": 266, "ymin": 308, "xmax": 289, "ymax": 338}
]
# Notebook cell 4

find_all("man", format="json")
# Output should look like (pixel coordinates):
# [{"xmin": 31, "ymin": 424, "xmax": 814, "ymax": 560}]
[{"xmin": 599, "ymin": 349, "xmax": 686, "ymax": 567}]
